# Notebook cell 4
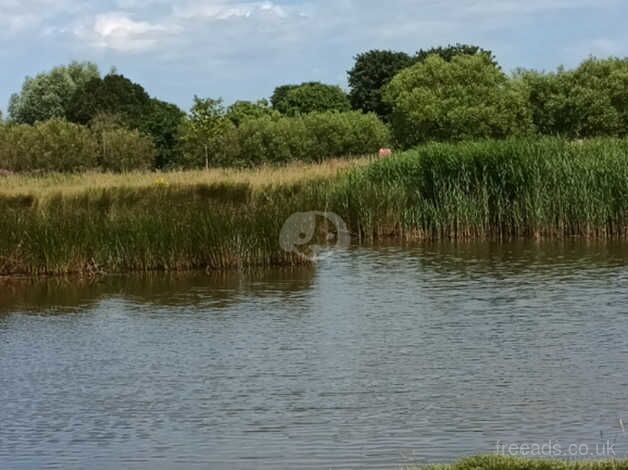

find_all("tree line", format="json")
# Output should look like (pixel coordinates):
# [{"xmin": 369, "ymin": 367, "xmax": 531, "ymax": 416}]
[{"xmin": 2, "ymin": 44, "xmax": 628, "ymax": 172}]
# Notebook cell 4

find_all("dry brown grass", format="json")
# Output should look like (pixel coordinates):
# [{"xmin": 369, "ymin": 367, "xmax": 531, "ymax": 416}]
[{"xmin": 0, "ymin": 157, "xmax": 372, "ymax": 199}]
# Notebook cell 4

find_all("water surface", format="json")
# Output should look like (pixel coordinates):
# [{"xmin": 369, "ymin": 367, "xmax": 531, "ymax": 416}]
[{"xmin": 1, "ymin": 242, "xmax": 628, "ymax": 469}]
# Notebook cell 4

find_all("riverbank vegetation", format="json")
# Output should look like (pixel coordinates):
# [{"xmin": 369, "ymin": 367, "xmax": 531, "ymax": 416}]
[
  {"xmin": 2, "ymin": 137, "xmax": 628, "ymax": 276},
  {"xmin": 418, "ymin": 456, "xmax": 628, "ymax": 470}
]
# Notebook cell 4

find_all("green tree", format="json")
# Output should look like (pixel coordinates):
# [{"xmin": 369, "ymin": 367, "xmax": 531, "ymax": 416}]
[
  {"xmin": 8, "ymin": 62, "xmax": 100, "ymax": 124},
  {"xmin": 270, "ymin": 85, "xmax": 299, "ymax": 110},
  {"xmin": 141, "ymin": 99, "xmax": 186, "ymax": 168},
  {"xmin": 384, "ymin": 54, "xmax": 533, "ymax": 148},
  {"xmin": 270, "ymin": 82, "xmax": 351, "ymax": 116},
  {"xmin": 67, "ymin": 73, "xmax": 184, "ymax": 167},
  {"xmin": 67, "ymin": 73, "xmax": 152, "ymax": 125},
  {"xmin": 347, "ymin": 50, "xmax": 414, "ymax": 119},
  {"xmin": 177, "ymin": 97, "xmax": 239, "ymax": 168},
  {"xmin": 520, "ymin": 57, "xmax": 628, "ymax": 137},
  {"xmin": 415, "ymin": 43, "xmax": 498, "ymax": 66},
  {"xmin": 226, "ymin": 99, "xmax": 279, "ymax": 126}
]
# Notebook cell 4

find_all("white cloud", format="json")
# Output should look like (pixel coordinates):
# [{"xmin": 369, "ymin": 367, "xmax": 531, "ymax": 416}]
[
  {"xmin": 74, "ymin": 12, "xmax": 180, "ymax": 52},
  {"xmin": 173, "ymin": 1, "xmax": 287, "ymax": 20}
]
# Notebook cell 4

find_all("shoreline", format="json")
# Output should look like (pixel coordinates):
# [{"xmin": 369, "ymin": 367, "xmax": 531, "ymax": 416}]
[{"xmin": 2, "ymin": 137, "xmax": 628, "ymax": 278}]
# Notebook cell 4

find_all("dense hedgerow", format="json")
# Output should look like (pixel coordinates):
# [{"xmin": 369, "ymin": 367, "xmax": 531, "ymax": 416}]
[
  {"xmin": 0, "ymin": 118, "xmax": 156, "ymax": 173},
  {"xmin": 178, "ymin": 111, "xmax": 390, "ymax": 167}
]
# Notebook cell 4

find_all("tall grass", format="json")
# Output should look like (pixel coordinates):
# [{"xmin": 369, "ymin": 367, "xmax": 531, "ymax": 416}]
[
  {"xmin": 335, "ymin": 137, "xmax": 628, "ymax": 241},
  {"xmin": 2, "ymin": 137, "xmax": 628, "ymax": 276},
  {"xmin": 417, "ymin": 456, "xmax": 628, "ymax": 470}
]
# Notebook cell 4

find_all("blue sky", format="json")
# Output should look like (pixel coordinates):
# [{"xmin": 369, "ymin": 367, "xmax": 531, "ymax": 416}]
[{"xmin": 1, "ymin": 0, "xmax": 627, "ymax": 114}]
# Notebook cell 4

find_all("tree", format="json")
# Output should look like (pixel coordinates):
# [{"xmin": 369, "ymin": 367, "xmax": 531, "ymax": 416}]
[
  {"xmin": 141, "ymin": 99, "xmax": 186, "ymax": 168},
  {"xmin": 347, "ymin": 50, "xmax": 414, "ymax": 119},
  {"xmin": 66, "ymin": 73, "xmax": 184, "ymax": 167},
  {"xmin": 270, "ymin": 85, "xmax": 299, "ymax": 110},
  {"xmin": 226, "ymin": 99, "xmax": 279, "ymax": 126},
  {"xmin": 67, "ymin": 73, "xmax": 152, "ymax": 125},
  {"xmin": 415, "ymin": 43, "xmax": 498, "ymax": 66},
  {"xmin": 8, "ymin": 62, "xmax": 100, "ymax": 124},
  {"xmin": 520, "ymin": 57, "xmax": 628, "ymax": 138},
  {"xmin": 383, "ymin": 54, "xmax": 533, "ymax": 148},
  {"xmin": 177, "ymin": 97, "xmax": 238, "ymax": 168},
  {"xmin": 270, "ymin": 82, "xmax": 351, "ymax": 116}
]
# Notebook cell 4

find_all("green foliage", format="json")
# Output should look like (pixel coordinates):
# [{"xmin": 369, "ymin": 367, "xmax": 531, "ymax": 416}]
[
  {"xmin": 226, "ymin": 99, "xmax": 279, "ymax": 126},
  {"xmin": 384, "ymin": 54, "xmax": 533, "ymax": 148},
  {"xmin": 0, "ymin": 118, "xmax": 99, "ymax": 172},
  {"xmin": 520, "ymin": 57, "xmax": 628, "ymax": 138},
  {"xmin": 177, "ymin": 97, "xmax": 240, "ymax": 167},
  {"xmin": 89, "ymin": 114, "xmax": 157, "ymax": 172},
  {"xmin": 271, "ymin": 82, "xmax": 351, "ymax": 116},
  {"xmin": 270, "ymin": 85, "xmax": 299, "ymax": 110},
  {"xmin": 0, "ymin": 117, "xmax": 157, "ymax": 173},
  {"xmin": 344, "ymin": 137, "xmax": 628, "ymax": 240},
  {"xmin": 347, "ymin": 50, "xmax": 414, "ymax": 119},
  {"xmin": 179, "ymin": 110, "xmax": 390, "ymax": 167},
  {"xmin": 415, "ymin": 43, "xmax": 498, "ymax": 66},
  {"xmin": 67, "ymin": 73, "xmax": 152, "ymax": 125},
  {"xmin": 66, "ymin": 73, "xmax": 184, "ymax": 168},
  {"xmin": 8, "ymin": 62, "xmax": 100, "ymax": 124},
  {"xmin": 140, "ymin": 99, "xmax": 186, "ymax": 168}
]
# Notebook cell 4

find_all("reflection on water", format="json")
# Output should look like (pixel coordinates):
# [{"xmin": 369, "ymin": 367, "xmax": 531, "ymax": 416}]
[{"xmin": 1, "ymin": 241, "xmax": 628, "ymax": 469}]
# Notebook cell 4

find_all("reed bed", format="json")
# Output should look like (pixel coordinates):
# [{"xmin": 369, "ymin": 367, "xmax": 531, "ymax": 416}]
[{"xmin": 1, "ymin": 137, "xmax": 628, "ymax": 276}]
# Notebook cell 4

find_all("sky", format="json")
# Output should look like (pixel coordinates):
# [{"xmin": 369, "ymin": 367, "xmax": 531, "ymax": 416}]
[{"xmin": 1, "ymin": 0, "xmax": 627, "ymax": 113}]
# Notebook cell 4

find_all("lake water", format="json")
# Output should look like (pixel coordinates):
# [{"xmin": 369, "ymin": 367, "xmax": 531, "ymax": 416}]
[{"xmin": 1, "ymin": 242, "xmax": 628, "ymax": 469}]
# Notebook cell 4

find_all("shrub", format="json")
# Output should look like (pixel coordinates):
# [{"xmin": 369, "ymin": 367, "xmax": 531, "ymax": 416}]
[
  {"xmin": 0, "ymin": 117, "xmax": 158, "ymax": 173},
  {"xmin": 176, "ymin": 111, "xmax": 390, "ymax": 168},
  {"xmin": 0, "ymin": 119, "xmax": 98, "ymax": 172},
  {"xmin": 384, "ymin": 54, "xmax": 533, "ymax": 148},
  {"xmin": 235, "ymin": 111, "xmax": 389, "ymax": 165},
  {"xmin": 90, "ymin": 115, "xmax": 157, "ymax": 172}
]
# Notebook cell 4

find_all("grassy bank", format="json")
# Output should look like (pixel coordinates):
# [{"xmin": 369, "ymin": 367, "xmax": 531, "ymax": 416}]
[
  {"xmin": 1, "ymin": 137, "xmax": 628, "ymax": 276},
  {"xmin": 417, "ymin": 456, "xmax": 628, "ymax": 470}
]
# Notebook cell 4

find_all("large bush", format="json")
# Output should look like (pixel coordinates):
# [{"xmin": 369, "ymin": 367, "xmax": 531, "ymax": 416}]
[
  {"xmin": 0, "ymin": 119, "xmax": 98, "ymax": 172},
  {"xmin": 236, "ymin": 111, "xmax": 389, "ymax": 165},
  {"xmin": 521, "ymin": 57, "xmax": 628, "ymax": 138},
  {"xmin": 89, "ymin": 115, "xmax": 157, "ymax": 172},
  {"xmin": 271, "ymin": 82, "xmax": 351, "ymax": 116},
  {"xmin": 384, "ymin": 54, "xmax": 533, "ymax": 148},
  {"xmin": 0, "ymin": 118, "xmax": 156, "ymax": 173},
  {"xmin": 177, "ymin": 111, "xmax": 389, "ymax": 167}
]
